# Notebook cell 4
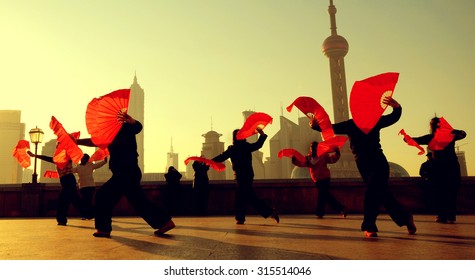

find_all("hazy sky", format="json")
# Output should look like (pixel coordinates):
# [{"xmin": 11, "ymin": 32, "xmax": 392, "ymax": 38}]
[{"xmin": 1, "ymin": 0, "xmax": 474, "ymax": 176}]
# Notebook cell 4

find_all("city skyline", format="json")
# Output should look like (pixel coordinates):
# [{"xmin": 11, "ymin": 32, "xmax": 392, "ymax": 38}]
[{"xmin": 1, "ymin": 0, "xmax": 474, "ymax": 177}]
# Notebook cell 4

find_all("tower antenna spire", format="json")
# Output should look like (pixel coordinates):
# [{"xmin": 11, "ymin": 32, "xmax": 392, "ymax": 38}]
[{"xmin": 329, "ymin": 0, "xmax": 338, "ymax": 36}]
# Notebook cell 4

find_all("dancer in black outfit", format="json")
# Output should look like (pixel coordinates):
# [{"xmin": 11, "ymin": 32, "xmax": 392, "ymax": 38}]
[
  {"xmin": 192, "ymin": 159, "xmax": 210, "ymax": 216},
  {"xmin": 78, "ymin": 112, "xmax": 175, "ymax": 237},
  {"xmin": 311, "ymin": 96, "xmax": 416, "ymax": 237},
  {"xmin": 164, "ymin": 166, "xmax": 182, "ymax": 214},
  {"xmin": 411, "ymin": 117, "xmax": 466, "ymax": 224},
  {"xmin": 27, "ymin": 151, "xmax": 91, "ymax": 225},
  {"xmin": 213, "ymin": 127, "xmax": 279, "ymax": 224}
]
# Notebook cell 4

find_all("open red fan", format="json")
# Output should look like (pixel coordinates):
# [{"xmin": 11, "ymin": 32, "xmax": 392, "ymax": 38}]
[
  {"xmin": 184, "ymin": 156, "xmax": 226, "ymax": 172},
  {"xmin": 350, "ymin": 72, "xmax": 399, "ymax": 134},
  {"xmin": 235, "ymin": 112, "xmax": 273, "ymax": 140},
  {"xmin": 12, "ymin": 140, "xmax": 31, "ymax": 168},
  {"xmin": 399, "ymin": 129, "xmax": 425, "ymax": 155},
  {"xmin": 50, "ymin": 116, "xmax": 83, "ymax": 167},
  {"xmin": 86, "ymin": 89, "xmax": 130, "ymax": 149},
  {"xmin": 52, "ymin": 134, "xmax": 81, "ymax": 170},
  {"xmin": 286, "ymin": 96, "xmax": 334, "ymax": 141},
  {"xmin": 317, "ymin": 136, "xmax": 348, "ymax": 157},
  {"xmin": 428, "ymin": 117, "xmax": 455, "ymax": 151},
  {"xmin": 52, "ymin": 149, "xmax": 69, "ymax": 170},
  {"xmin": 277, "ymin": 148, "xmax": 306, "ymax": 164},
  {"xmin": 89, "ymin": 148, "xmax": 109, "ymax": 162},
  {"xmin": 44, "ymin": 170, "xmax": 59, "ymax": 179}
]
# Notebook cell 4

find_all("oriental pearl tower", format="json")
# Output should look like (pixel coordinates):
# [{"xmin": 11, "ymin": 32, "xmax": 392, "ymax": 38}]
[{"xmin": 322, "ymin": 0, "xmax": 359, "ymax": 178}]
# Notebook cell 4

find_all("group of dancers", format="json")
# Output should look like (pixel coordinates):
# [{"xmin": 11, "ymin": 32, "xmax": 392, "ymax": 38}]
[{"xmin": 26, "ymin": 88, "xmax": 466, "ymax": 239}]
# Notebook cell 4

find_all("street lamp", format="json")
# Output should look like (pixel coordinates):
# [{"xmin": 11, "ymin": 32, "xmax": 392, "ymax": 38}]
[{"xmin": 29, "ymin": 126, "xmax": 44, "ymax": 184}]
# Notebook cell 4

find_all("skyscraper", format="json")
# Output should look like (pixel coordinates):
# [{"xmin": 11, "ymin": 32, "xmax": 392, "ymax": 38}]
[
  {"xmin": 264, "ymin": 114, "xmax": 322, "ymax": 179},
  {"xmin": 128, "ymin": 74, "xmax": 145, "ymax": 173},
  {"xmin": 166, "ymin": 138, "xmax": 179, "ymax": 172},
  {"xmin": 456, "ymin": 148, "xmax": 468, "ymax": 177},
  {"xmin": 39, "ymin": 139, "xmax": 58, "ymax": 184},
  {"xmin": 0, "ymin": 110, "xmax": 25, "ymax": 184},
  {"xmin": 200, "ymin": 130, "xmax": 227, "ymax": 180}
]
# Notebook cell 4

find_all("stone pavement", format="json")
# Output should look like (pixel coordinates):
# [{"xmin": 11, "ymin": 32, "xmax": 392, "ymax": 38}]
[{"xmin": 0, "ymin": 214, "xmax": 474, "ymax": 260}]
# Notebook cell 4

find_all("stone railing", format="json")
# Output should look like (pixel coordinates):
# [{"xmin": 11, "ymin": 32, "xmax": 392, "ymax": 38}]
[{"xmin": 1, "ymin": 177, "xmax": 474, "ymax": 217}]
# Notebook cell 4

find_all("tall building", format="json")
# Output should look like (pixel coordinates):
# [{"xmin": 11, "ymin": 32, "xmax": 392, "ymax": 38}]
[
  {"xmin": 199, "ymin": 130, "xmax": 227, "ymax": 180},
  {"xmin": 456, "ymin": 148, "xmax": 468, "ymax": 177},
  {"xmin": 166, "ymin": 138, "xmax": 179, "ymax": 172},
  {"xmin": 39, "ymin": 139, "xmax": 58, "ymax": 184},
  {"xmin": 264, "ymin": 115, "xmax": 322, "ymax": 179},
  {"xmin": 128, "ymin": 74, "xmax": 145, "ymax": 172},
  {"xmin": 0, "ymin": 110, "xmax": 25, "ymax": 184},
  {"xmin": 321, "ymin": 0, "xmax": 360, "ymax": 178}
]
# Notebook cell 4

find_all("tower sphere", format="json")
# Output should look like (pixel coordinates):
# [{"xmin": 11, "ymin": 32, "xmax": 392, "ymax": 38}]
[{"xmin": 322, "ymin": 35, "xmax": 349, "ymax": 58}]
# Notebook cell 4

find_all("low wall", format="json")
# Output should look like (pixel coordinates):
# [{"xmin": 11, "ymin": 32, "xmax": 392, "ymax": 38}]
[{"xmin": 1, "ymin": 177, "xmax": 474, "ymax": 218}]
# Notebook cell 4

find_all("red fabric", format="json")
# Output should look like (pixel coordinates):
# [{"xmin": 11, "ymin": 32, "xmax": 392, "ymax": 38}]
[
  {"xmin": 52, "ymin": 150, "xmax": 69, "ymax": 170},
  {"xmin": 89, "ymin": 148, "xmax": 109, "ymax": 162},
  {"xmin": 277, "ymin": 148, "xmax": 306, "ymax": 164},
  {"xmin": 86, "ymin": 89, "xmax": 131, "ymax": 149},
  {"xmin": 399, "ymin": 129, "xmax": 425, "ymax": 155},
  {"xmin": 12, "ymin": 140, "xmax": 31, "ymax": 168},
  {"xmin": 44, "ymin": 170, "xmax": 59, "ymax": 179},
  {"xmin": 184, "ymin": 156, "xmax": 226, "ymax": 172},
  {"xmin": 236, "ymin": 112, "xmax": 273, "ymax": 140},
  {"xmin": 350, "ymin": 72, "xmax": 399, "ymax": 134},
  {"xmin": 286, "ymin": 96, "xmax": 334, "ymax": 140},
  {"xmin": 50, "ymin": 116, "xmax": 83, "ymax": 168},
  {"xmin": 316, "ymin": 136, "xmax": 348, "ymax": 157},
  {"xmin": 428, "ymin": 117, "xmax": 455, "ymax": 151}
]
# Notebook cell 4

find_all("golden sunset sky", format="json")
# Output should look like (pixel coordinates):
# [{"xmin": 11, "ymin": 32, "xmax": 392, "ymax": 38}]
[{"xmin": 1, "ymin": 0, "xmax": 474, "ymax": 176}]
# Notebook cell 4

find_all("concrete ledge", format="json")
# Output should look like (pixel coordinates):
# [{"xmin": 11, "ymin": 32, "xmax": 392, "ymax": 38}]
[{"xmin": 0, "ymin": 177, "xmax": 474, "ymax": 217}]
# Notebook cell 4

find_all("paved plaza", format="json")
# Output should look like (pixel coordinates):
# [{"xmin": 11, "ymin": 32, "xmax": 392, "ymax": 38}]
[{"xmin": 1, "ymin": 214, "xmax": 474, "ymax": 260}]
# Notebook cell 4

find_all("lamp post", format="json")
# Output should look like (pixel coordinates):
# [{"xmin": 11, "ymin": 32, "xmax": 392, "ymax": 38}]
[{"xmin": 29, "ymin": 126, "xmax": 44, "ymax": 184}]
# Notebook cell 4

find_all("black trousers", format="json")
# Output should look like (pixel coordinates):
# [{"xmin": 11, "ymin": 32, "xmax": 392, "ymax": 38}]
[
  {"xmin": 94, "ymin": 166, "xmax": 171, "ymax": 233},
  {"xmin": 57, "ymin": 174, "xmax": 86, "ymax": 224},
  {"xmin": 235, "ymin": 176, "xmax": 273, "ymax": 222},
  {"xmin": 193, "ymin": 185, "xmax": 210, "ymax": 216},
  {"xmin": 79, "ymin": 187, "xmax": 96, "ymax": 219},
  {"xmin": 315, "ymin": 178, "xmax": 344, "ymax": 216},
  {"xmin": 356, "ymin": 154, "xmax": 412, "ymax": 232},
  {"xmin": 432, "ymin": 160, "xmax": 461, "ymax": 221}
]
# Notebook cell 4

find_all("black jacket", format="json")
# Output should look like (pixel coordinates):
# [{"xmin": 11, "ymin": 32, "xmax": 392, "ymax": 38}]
[{"xmin": 213, "ymin": 133, "xmax": 267, "ymax": 178}]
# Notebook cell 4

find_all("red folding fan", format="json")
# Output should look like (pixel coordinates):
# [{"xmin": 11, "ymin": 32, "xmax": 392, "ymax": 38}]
[
  {"xmin": 235, "ymin": 112, "xmax": 273, "ymax": 140},
  {"xmin": 12, "ymin": 140, "xmax": 31, "ymax": 168},
  {"xmin": 52, "ymin": 150, "xmax": 69, "ymax": 170},
  {"xmin": 399, "ymin": 129, "xmax": 425, "ymax": 155},
  {"xmin": 86, "ymin": 89, "xmax": 131, "ymax": 149},
  {"xmin": 428, "ymin": 117, "xmax": 455, "ymax": 151},
  {"xmin": 286, "ymin": 96, "xmax": 334, "ymax": 141},
  {"xmin": 317, "ymin": 136, "xmax": 348, "ymax": 157},
  {"xmin": 89, "ymin": 148, "xmax": 109, "ymax": 162},
  {"xmin": 184, "ymin": 156, "xmax": 226, "ymax": 172},
  {"xmin": 350, "ymin": 72, "xmax": 399, "ymax": 134},
  {"xmin": 44, "ymin": 170, "xmax": 59, "ymax": 179},
  {"xmin": 50, "ymin": 116, "xmax": 83, "ymax": 167},
  {"xmin": 278, "ymin": 148, "xmax": 306, "ymax": 164}
]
